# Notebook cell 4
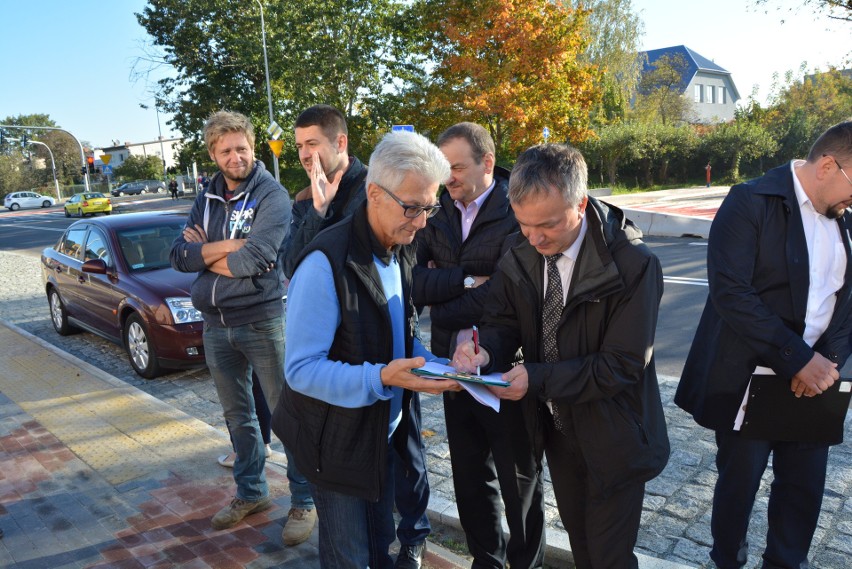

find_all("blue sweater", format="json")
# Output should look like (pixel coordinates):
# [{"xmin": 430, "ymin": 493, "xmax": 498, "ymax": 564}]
[{"xmin": 286, "ymin": 249, "xmax": 435, "ymax": 439}]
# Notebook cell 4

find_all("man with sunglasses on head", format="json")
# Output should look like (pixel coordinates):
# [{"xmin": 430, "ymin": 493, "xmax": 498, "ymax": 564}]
[
  {"xmin": 677, "ymin": 120, "xmax": 852, "ymax": 569},
  {"xmin": 275, "ymin": 130, "xmax": 462, "ymax": 568}
]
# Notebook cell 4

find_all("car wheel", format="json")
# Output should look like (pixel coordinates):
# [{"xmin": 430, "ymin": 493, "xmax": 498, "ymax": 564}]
[
  {"xmin": 141, "ymin": 189, "xmax": 147, "ymax": 194},
  {"xmin": 10, "ymin": 203, "xmax": 19, "ymax": 211},
  {"xmin": 119, "ymin": 191, "xmax": 126, "ymax": 196},
  {"xmin": 48, "ymin": 289, "xmax": 77, "ymax": 336},
  {"xmin": 125, "ymin": 313, "xmax": 161, "ymax": 379},
  {"xmin": 105, "ymin": 210, "xmax": 111, "ymax": 215},
  {"xmin": 64, "ymin": 208, "xmax": 70, "ymax": 218}
]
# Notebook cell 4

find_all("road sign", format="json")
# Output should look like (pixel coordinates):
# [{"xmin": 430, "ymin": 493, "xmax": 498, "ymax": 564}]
[
  {"xmin": 100, "ymin": 154, "xmax": 112, "ymax": 165},
  {"xmin": 102, "ymin": 165, "xmax": 113, "ymax": 175},
  {"xmin": 392, "ymin": 125, "xmax": 415, "ymax": 133},
  {"xmin": 542, "ymin": 127, "xmax": 550, "ymax": 142},
  {"xmin": 267, "ymin": 121, "xmax": 283, "ymax": 140},
  {"xmin": 268, "ymin": 139, "xmax": 284, "ymax": 158}
]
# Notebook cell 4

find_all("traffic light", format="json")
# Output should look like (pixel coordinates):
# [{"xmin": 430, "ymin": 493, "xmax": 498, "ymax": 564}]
[
  {"xmin": 21, "ymin": 134, "xmax": 28, "ymax": 147},
  {"xmin": 87, "ymin": 155, "xmax": 95, "ymax": 174},
  {"xmin": 81, "ymin": 166, "xmax": 87, "ymax": 176}
]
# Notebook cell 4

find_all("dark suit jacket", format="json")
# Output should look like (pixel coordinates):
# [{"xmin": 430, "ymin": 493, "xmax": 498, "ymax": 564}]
[{"xmin": 676, "ymin": 163, "xmax": 852, "ymax": 433}]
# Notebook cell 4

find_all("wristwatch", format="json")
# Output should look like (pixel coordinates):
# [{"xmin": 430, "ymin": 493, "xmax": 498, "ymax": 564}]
[{"xmin": 463, "ymin": 275, "xmax": 476, "ymax": 289}]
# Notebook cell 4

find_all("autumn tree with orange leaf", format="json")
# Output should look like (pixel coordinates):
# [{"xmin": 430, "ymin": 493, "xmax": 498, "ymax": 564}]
[{"xmin": 405, "ymin": 0, "xmax": 602, "ymax": 160}]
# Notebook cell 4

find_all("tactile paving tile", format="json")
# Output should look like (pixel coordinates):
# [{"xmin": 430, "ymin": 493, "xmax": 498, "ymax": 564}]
[{"xmin": 0, "ymin": 323, "xmax": 223, "ymax": 485}]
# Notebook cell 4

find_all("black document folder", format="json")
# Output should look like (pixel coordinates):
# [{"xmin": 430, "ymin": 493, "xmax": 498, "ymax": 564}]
[{"xmin": 740, "ymin": 375, "xmax": 852, "ymax": 444}]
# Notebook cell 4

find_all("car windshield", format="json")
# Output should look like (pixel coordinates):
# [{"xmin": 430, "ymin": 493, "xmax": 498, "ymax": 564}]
[{"xmin": 117, "ymin": 223, "xmax": 183, "ymax": 271}]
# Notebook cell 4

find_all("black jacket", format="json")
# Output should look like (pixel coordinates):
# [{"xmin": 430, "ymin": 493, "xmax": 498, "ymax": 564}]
[
  {"xmin": 676, "ymin": 164, "xmax": 852, "ymax": 433},
  {"xmin": 412, "ymin": 167, "xmax": 517, "ymax": 357},
  {"xmin": 272, "ymin": 203, "xmax": 417, "ymax": 501},
  {"xmin": 479, "ymin": 197, "xmax": 670, "ymax": 495},
  {"xmin": 281, "ymin": 156, "xmax": 368, "ymax": 279}
]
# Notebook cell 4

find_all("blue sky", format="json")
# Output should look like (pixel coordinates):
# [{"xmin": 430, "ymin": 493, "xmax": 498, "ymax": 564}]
[{"xmin": 0, "ymin": 0, "xmax": 849, "ymax": 149}]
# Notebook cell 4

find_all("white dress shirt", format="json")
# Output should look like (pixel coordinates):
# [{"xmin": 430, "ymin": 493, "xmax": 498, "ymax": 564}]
[{"xmin": 454, "ymin": 181, "xmax": 495, "ymax": 242}]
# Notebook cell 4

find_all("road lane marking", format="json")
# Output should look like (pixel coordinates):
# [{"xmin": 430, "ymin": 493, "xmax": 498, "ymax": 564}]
[
  {"xmin": 664, "ymin": 276, "xmax": 708, "ymax": 286},
  {"xmin": 0, "ymin": 224, "xmax": 65, "ymax": 232}
]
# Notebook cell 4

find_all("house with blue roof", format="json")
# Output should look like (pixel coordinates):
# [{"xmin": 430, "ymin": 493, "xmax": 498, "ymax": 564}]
[{"xmin": 641, "ymin": 45, "xmax": 741, "ymax": 123}]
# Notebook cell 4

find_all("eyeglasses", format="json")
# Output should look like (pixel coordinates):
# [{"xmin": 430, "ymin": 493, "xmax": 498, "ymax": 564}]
[
  {"xmin": 825, "ymin": 154, "xmax": 852, "ymax": 188},
  {"xmin": 833, "ymin": 157, "xmax": 852, "ymax": 188},
  {"xmin": 376, "ymin": 183, "xmax": 441, "ymax": 219}
]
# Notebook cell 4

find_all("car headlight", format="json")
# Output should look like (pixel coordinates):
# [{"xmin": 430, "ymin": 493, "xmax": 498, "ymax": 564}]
[{"xmin": 165, "ymin": 297, "xmax": 203, "ymax": 324}]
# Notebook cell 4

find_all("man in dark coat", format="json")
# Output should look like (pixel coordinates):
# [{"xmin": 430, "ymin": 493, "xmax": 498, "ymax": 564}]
[
  {"xmin": 412, "ymin": 122, "xmax": 544, "ymax": 569},
  {"xmin": 453, "ymin": 144, "xmax": 669, "ymax": 568},
  {"xmin": 676, "ymin": 121, "xmax": 852, "ymax": 569}
]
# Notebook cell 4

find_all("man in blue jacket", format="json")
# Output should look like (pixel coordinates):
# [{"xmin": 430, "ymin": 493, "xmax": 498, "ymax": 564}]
[
  {"xmin": 275, "ymin": 130, "xmax": 461, "ymax": 568},
  {"xmin": 170, "ymin": 110, "xmax": 313, "ymax": 534}
]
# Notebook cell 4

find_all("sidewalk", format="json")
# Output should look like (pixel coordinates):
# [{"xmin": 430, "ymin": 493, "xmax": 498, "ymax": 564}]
[
  {"xmin": 0, "ymin": 320, "xmax": 469, "ymax": 569},
  {"xmin": 604, "ymin": 185, "xmax": 730, "ymax": 238}
]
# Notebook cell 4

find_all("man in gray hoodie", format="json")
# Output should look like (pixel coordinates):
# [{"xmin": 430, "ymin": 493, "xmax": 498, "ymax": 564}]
[{"xmin": 170, "ymin": 110, "xmax": 313, "ymax": 534}]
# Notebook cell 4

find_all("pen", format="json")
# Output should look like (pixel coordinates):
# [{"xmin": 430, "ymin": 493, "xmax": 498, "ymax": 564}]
[{"xmin": 472, "ymin": 325, "xmax": 480, "ymax": 376}]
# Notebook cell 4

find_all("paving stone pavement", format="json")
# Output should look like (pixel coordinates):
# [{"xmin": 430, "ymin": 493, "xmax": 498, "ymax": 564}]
[{"xmin": 3, "ymin": 247, "xmax": 852, "ymax": 568}]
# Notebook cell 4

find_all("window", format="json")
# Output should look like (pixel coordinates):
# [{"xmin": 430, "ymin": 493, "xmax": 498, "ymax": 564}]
[
  {"xmin": 58, "ymin": 228, "xmax": 87, "ymax": 260},
  {"xmin": 706, "ymin": 85, "xmax": 715, "ymax": 104},
  {"xmin": 84, "ymin": 229, "xmax": 112, "ymax": 265},
  {"xmin": 719, "ymin": 87, "xmax": 727, "ymax": 104},
  {"xmin": 694, "ymin": 84, "xmax": 702, "ymax": 102}
]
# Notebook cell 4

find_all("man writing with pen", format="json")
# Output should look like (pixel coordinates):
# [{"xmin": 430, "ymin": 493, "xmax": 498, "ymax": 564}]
[{"xmin": 452, "ymin": 143, "xmax": 669, "ymax": 568}]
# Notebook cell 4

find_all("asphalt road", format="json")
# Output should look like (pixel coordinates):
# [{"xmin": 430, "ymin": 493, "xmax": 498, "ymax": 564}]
[{"xmin": 0, "ymin": 198, "xmax": 709, "ymax": 381}]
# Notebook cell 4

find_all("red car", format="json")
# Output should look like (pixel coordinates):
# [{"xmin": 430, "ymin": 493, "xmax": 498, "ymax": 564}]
[{"xmin": 41, "ymin": 211, "xmax": 205, "ymax": 378}]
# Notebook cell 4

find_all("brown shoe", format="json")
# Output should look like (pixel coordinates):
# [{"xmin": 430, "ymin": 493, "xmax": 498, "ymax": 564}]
[
  {"xmin": 281, "ymin": 507, "xmax": 317, "ymax": 545},
  {"xmin": 211, "ymin": 496, "xmax": 272, "ymax": 530}
]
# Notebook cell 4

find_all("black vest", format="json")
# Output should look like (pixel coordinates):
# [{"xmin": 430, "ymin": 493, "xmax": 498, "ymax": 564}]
[{"xmin": 272, "ymin": 204, "xmax": 417, "ymax": 501}]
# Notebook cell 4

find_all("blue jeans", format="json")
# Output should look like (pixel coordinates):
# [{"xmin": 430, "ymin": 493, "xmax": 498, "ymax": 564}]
[
  {"xmin": 311, "ymin": 449, "xmax": 396, "ymax": 569},
  {"xmin": 203, "ymin": 316, "xmax": 313, "ymax": 508},
  {"xmin": 393, "ymin": 392, "xmax": 431, "ymax": 546}
]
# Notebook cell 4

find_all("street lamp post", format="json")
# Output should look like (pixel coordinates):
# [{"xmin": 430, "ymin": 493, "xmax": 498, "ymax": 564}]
[
  {"xmin": 255, "ymin": 0, "xmax": 280, "ymax": 182},
  {"xmin": 23, "ymin": 139, "xmax": 61, "ymax": 200},
  {"xmin": 0, "ymin": 124, "xmax": 89, "ymax": 192},
  {"xmin": 140, "ymin": 103, "xmax": 169, "ymax": 183}
]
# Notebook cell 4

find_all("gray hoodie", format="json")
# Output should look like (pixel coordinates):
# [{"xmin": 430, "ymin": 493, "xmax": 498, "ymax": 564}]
[{"xmin": 170, "ymin": 160, "xmax": 292, "ymax": 327}]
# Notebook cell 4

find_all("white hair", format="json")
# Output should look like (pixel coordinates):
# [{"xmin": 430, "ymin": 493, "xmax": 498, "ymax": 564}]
[{"xmin": 366, "ymin": 131, "xmax": 450, "ymax": 191}]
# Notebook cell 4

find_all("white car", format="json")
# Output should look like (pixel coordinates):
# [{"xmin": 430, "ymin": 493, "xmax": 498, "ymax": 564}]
[{"xmin": 4, "ymin": 191, "xmax": 56, "ymax": 211}]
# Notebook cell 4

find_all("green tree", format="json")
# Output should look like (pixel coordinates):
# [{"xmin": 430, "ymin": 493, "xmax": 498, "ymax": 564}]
[
  {"xmin": 633, "ymin": 53, "xmax": 694, "ymax": 125},
  {"xmin": 135, "ymin": 0, "xmax": 419, "ymax": 173},
  {"xmin": 566, "ymin": 0, "xmax": 645, "ymax": 124},
  {"xmin": 754, "ymin": 0, "xmax": 852, "ymax": 24},
  {"xmin": 114, "ymin": 155, "xmax": 165, "ymax": 181},
  {"xmin": 701, "ymin": 121, "xmax": 777, "ymax": 180},
  {"xmin": 761, "ymin": 67, "xmax": 852, "ymax": 162},
  {"xmin": 580, "ymin": 122, "xmax": 644, "ymax": 185}
]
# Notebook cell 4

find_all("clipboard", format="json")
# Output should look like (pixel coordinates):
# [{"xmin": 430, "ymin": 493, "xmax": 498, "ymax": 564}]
[
  {"xmin": 740, "ymin": 375, "xmax": 852, "ymax": 444},
  {"xmin": 412, "ymin": 361, "xmax": 510, "ymax": 388}
]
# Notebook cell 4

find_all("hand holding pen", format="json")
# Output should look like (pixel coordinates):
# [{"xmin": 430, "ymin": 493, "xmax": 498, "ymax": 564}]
[
  {"xmin": 451, "ymin": 327, "xmax": 489, "ymax": 374},
  {"xmin": 472, "ymin": 325, "xmax": 481, "ymax": 375}
]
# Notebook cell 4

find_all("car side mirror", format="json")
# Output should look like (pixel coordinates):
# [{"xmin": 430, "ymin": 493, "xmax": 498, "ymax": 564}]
[{"xmin": 82, "ymin": 259, "xmax": 108, "ymax": 274}]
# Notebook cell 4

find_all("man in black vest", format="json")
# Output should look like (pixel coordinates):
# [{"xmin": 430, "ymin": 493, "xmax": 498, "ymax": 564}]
[{"xmin": 275, "ymin": 130, "xmax": 461, "ymax": 568}]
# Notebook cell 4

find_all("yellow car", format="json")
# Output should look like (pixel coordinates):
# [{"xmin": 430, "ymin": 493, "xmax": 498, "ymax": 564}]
[{"xmin": 64, "ymin": 192, "xmax": 112, "ymax": 217}]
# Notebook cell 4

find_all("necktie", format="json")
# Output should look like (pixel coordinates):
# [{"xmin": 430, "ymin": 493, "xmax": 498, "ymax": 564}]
[{"xmin": 542, "ymin": 254, "xmax": 567, "ymax": 434}]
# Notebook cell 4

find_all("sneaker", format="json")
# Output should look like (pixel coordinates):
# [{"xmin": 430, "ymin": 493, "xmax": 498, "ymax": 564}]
[
  {"xmin": 281, "ymin": 507, "xmax": 317, "ymax": 546},
  {"xmin": 211, "ymin": 496, "xmax": 272, "ymax": 530},
  {"xmin": 395, "ymin": 542, "xmax": 425, "ymax": 569},
  {"xmin": 217, "ymin": 452, "xmax": 236, "ymax": 468}
]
